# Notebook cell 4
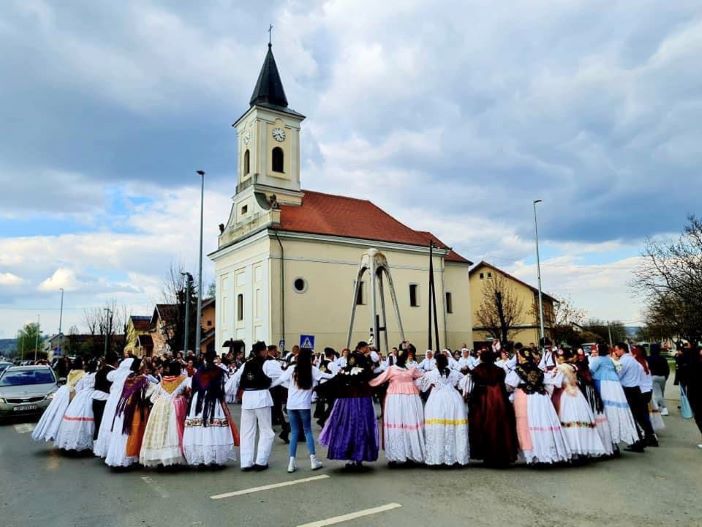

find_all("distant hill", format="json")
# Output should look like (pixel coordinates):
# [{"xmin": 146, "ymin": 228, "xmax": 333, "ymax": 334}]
[{"xmin": 0, "ymin": 338, "xmax": 17, "ymax": 357}]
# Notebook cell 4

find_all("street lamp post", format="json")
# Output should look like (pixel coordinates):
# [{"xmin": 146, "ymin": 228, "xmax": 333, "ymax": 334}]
[
  {"xmin": 181, "ymin": 272, "xmax": 194, "ymax": 354},
  {"xmin": 195, "ymin": 170, "xmax": 205, "ymax": 357},
  {"xmin": 533, "ymin": 199, "xmax": 545, "ymax": 347}
]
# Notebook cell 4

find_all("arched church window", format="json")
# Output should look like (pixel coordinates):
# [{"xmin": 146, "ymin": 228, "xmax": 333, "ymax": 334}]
[
  {"xmin": 272, "ymin": 147, "xmax": 284, "ymax": 173},
  {"xmin": 244, "ymin": 149, "xmax": 250, "ymax": 175}
]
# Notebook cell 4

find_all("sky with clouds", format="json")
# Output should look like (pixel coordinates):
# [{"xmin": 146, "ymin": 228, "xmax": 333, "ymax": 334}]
[{"xmin": 1, "ymin": 0, "xmax": 701, "ymax": 338}]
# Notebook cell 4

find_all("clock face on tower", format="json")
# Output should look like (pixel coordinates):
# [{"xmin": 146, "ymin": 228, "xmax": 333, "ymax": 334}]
[{"xmin": 272, "ymin": 127, "xmax": 286, "ymax": 142}]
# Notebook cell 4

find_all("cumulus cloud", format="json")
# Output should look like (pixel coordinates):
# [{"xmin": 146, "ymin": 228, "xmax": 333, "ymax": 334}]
[
  {"xmin": 1, "ymin": 0, "xmax": 700, "ymax": 335},
  {"xmin": 0, "ymin": 273, "xmax": 24, "ymax": 286},
  {"xmin": 38, "ymin": 268, "xmax": 81, "ymax": 292}
]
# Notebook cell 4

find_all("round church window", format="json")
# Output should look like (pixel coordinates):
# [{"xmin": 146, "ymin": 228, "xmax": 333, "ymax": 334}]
[{"xmin": 293, "ymin": 278, "xmax": 307, "ymax": 293}]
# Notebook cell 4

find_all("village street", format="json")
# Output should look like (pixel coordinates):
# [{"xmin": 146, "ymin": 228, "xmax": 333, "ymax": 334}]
[{"xmin": 2, "ymin": 390, "xmax": 701, "ymax": 527}]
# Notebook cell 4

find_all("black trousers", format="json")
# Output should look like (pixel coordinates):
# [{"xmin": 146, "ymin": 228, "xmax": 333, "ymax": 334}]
[
  {"xmin": 623, "ymin": 386, "xmax": 655, "ymax": 441},
  {"xmin": 92, "ymin": 399, "xmax": 106, "ymax": 440}
]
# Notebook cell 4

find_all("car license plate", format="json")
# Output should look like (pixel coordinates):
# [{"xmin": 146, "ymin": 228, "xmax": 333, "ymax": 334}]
[{"xmin": 13, "ymin": 405, "xmax": 37, "ymax": 412}]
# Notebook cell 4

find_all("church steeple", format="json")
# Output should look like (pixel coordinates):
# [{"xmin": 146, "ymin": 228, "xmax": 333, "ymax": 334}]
[{"xmin": 249, "ymin": 44, "xmax": 288, "ymax": 108}]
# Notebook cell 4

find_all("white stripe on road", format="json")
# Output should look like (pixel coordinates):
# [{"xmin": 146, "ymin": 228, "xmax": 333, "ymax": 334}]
[
  {"xmin": 210, "ymin": 474, "xmax": 330, "ymax": 500},
  {"xmin": 14, "ymin": 424, "xmax": 35, "ymax": 434},
  {"xmin": 141, "ymin": 476, "xmax": 170, "ymax": 498},
  {"xmin": 296, "ymin": 503, "xmax": 402, "ymax": 527}
]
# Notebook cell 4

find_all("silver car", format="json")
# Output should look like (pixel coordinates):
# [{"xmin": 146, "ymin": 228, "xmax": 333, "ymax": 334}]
[{"xmin": 0, "ymin": 365, "xmax": 58, "ymax": 419}]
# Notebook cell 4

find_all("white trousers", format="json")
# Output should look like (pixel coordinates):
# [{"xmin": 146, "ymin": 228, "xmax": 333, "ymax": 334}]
[{"xmin": 240, "ymin": 407, "xmax": 275, "ymax": 468}]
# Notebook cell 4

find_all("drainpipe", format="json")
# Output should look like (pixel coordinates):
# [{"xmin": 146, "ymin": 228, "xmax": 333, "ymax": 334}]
[{"xmin": 274, "ymin": 231, "xmax": 286, "ymax": 351}]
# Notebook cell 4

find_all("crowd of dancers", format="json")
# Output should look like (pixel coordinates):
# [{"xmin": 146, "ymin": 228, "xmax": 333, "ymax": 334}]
[{"xmin": 30, "ymin": 338, "xmax": 679, "ymax": 473}]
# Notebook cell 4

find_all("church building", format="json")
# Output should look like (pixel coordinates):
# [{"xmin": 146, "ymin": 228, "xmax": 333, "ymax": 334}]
[{"xmin": 210, "ymin": 44, "xmax": 473, "ymax": 354}]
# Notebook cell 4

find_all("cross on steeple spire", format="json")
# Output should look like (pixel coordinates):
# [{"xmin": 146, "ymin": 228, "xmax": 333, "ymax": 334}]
[
  {"xmin": 268, "ymin": 24, "xmax": 273, "ymax": 46},
  {"xmin": 249, "ymin": 36, "xmax": 288, "ymax": 108}
]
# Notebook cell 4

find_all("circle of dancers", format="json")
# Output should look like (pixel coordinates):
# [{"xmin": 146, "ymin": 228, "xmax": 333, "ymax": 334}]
[{"xmin": 31, "ymin": 338, "xmax": 669, "ymax": 472}]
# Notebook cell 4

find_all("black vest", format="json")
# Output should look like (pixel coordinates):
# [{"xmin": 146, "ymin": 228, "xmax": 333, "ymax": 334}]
[
  {"xmin": 240, "ymin": 359, "xmax": 272, "ymax": 391},
  {"xmin": 319, "ymin": 358, "xmax": 331, "ymax": 373},
  {"xmin": 94, "ymin": 365, "xmax": 114, "ymax": 394}
]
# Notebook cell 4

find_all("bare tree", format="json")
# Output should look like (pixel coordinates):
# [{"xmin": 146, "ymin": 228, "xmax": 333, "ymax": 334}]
[
  {"xmin": 81, "ymin": 300, "xmax": 129, "ymax": 356},
  {"xmin": 534, "ymin": 296, "xmax": 587, "ymax": 345},
  {"xmin": 475, "ymin": 274, "xmax": 524, "ymax": 345},
  {"xmin": 633, "ymin": 215, "xmax": 702, "ymax": 343},
  {"xmin": 161, "ymin": 263, "xmax": 198, "ymax": 353}
]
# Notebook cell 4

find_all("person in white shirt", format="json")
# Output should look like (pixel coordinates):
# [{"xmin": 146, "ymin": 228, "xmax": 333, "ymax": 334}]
[
  {"xmin": 441, "ymin": 349, "xmax": 459, "ymax": 370},
  {"xmin": 228, "ymin": 341, "xmax": 282, "ymax": 471},
  {"xmin": 419, "ymin": 350, "xmax": 436, "ymax": 372},
  {"xmin": 457, "ymin": 348, "xmax": 472, "ymax": 373},
  {"xmin": 613, "ymin": 343, "xmax": 655, "ymax": 450},
  {"xmin": 336, "ymin": 348, "xmax": 349, "ymax": 369},
  {"xmin": 270, "ymin": 348, "xmax": 334, "ymax": 473},
  {"xmin": 467, "ymin": 350, "xmax": 481, "ymax": 370}
]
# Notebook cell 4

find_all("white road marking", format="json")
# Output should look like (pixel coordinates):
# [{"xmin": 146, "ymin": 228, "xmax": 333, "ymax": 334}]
[
  {"xmin": 141, "ymin": 476, "xmax": 170, "ymax": 498},
  {"xmin": 14, "ymin": 424, "xmax": 35, "ymax": 434},
  {"xmin": 210, "ymin": 474, "xmax": 330, "ymax": 500},
  {"xmin": 296, "ymin": 503, "xmax": 402, "ymax": 527}
]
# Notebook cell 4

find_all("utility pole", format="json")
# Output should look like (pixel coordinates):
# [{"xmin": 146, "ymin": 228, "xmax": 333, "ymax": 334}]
[
  {"xmin": 34, "ymin": 314, "xmax": 40, "ymax": 362},
  {"xmin": 607, "ymin": 322, "xmax": 613, "ymax": 347},
  {"xmin": 195, "ymin": 170, "xmax": 205, "ymax": 357},
  {"xmin": 533, "ymin": 199, "xmax": 545, "ymax": 347},
  {"xmin": 58, "ymin": 288, "xmax": 64, "ymax": 356}
]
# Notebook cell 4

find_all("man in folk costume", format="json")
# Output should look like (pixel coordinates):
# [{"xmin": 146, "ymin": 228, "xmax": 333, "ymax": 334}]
[
  {"xmin": 267, "ymin": 344, "xmax": 291, "ymax": 444},
  {"xmin": 92, "ymin": 351, "xmax": 119, "ymax": 440},
  {"xmin": 314, "ymin": 347, "xmax": 339, "ymax": 427},
  {"xmin": 230, "ymin": 341, "xmax": 282, "ymax": 471}
]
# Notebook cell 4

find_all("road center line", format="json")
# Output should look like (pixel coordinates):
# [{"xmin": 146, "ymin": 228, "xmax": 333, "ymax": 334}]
[
  {"xmin": 141, "ymin": 476, "xmax": 170, "ymax": 498},
  {"xmin": 296, "ymin": 503, "xmax": 402, "ymax": 527},
  {"xmin": 210, "ymin": 474, "xmax": 330, "ymax": 500}
]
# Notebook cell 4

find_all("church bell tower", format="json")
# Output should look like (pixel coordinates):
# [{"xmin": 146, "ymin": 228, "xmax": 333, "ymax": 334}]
[
  {"xmin": 219, "ymin": 43, "xmax": 305, "ymax": 248},
  {"xmin": 233, "ymin": 43, "xmax": 305, "ymax": 203}
]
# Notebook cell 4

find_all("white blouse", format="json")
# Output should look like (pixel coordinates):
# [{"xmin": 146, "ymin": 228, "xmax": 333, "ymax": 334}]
[{"xmin": 270, "ymin": 365, "xmax": 334, "ymax": 410}]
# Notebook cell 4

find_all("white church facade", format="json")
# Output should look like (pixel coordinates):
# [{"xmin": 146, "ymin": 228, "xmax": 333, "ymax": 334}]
[{"xmin": 210, "ymin": 44, "xmax": 474, "ymax": 354}]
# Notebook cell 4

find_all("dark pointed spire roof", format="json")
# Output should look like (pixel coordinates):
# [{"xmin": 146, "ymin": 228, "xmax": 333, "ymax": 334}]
[{"xmin": 249, "ymin": 44, "xmax": 288, "ymax": 108}]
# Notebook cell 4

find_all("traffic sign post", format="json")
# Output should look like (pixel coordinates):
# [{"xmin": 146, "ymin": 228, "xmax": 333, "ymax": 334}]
[{"xmin": 300, "ymin": 335, "xmax": 315, "ymax": 350}]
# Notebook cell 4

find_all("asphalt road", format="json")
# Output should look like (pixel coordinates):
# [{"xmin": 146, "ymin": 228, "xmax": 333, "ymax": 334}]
[{"xmin": 1, "ymin": 395, "xmax": 701, "ymax": 527}]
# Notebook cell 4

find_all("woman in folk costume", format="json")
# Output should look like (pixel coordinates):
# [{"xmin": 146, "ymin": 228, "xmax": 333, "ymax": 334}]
[
  {"xmin": 368, "ymin": 346, "xmax": 425, "ymax": 464},
  {"xmin": 461, "ymin": 349, "xmax": 519, "ymax": 467},
  {"xmin": 419, "ymin": 353, "xmax": 469, "ymax": 466},
  {"xmin": 552, "ymin": 349, "xmax": 607, "ymax": 459},
  {"xmin": 140, "ymin": 361, "xmax": 190, "ymax": 467},
  {"xmin": 32, "ymin": 357, "xmax": 86, "ymax": 443},
  {"xmin": 94, "ymin": 357, "xmax": 136, "ymax": 458},
  {"xmin": 319, "ymin": 341, "xmax": 379, "ymax": 469},
  {"xmin": 588, "ymin": 344, "xmax": 639, "ymax": 447},
  {"xmin": 573, "ymin": 348, "xmax": 614, "ymax": 456},
  {"xmin": 182, "ymin": 350, "xmax": 239, "ymax": 466},
  {"xmin": 505, "ymin": 347, "xmax": 571, "ymax": 464},
  {"xmin": 54, "ymin": 359, "xmax": 98, "ymax": 451},
  {"xmin": 105, "ymin": 358, "xmax": 153, "ymax": 468}
]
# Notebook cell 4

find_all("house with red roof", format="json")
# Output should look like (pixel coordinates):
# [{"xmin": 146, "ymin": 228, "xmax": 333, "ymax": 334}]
[{"xmin": 209, "ymin": 44, "xmax": 473, "ymax": 353}]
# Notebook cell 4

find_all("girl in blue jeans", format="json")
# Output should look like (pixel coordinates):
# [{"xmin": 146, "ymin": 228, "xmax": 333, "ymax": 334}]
[{"xmin": 270, "ymin": 348, "xmax": 335, "ymax": 472}]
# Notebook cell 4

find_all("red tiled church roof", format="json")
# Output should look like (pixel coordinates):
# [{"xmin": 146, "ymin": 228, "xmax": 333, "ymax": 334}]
[{"xmin": 276, "ymin": 190, "xmax": 471, "ymax": 264}]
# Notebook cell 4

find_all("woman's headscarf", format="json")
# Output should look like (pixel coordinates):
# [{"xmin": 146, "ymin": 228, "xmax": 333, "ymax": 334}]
[{"xmin": 514, "ymin": 347, "xmax": 545, "ymax": 394}]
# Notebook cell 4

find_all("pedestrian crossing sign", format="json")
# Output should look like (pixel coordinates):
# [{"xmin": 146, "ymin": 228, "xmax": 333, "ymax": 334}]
[{"xmin": 300, "ymin": 335, "xmax": 315, "ymax": 350}]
